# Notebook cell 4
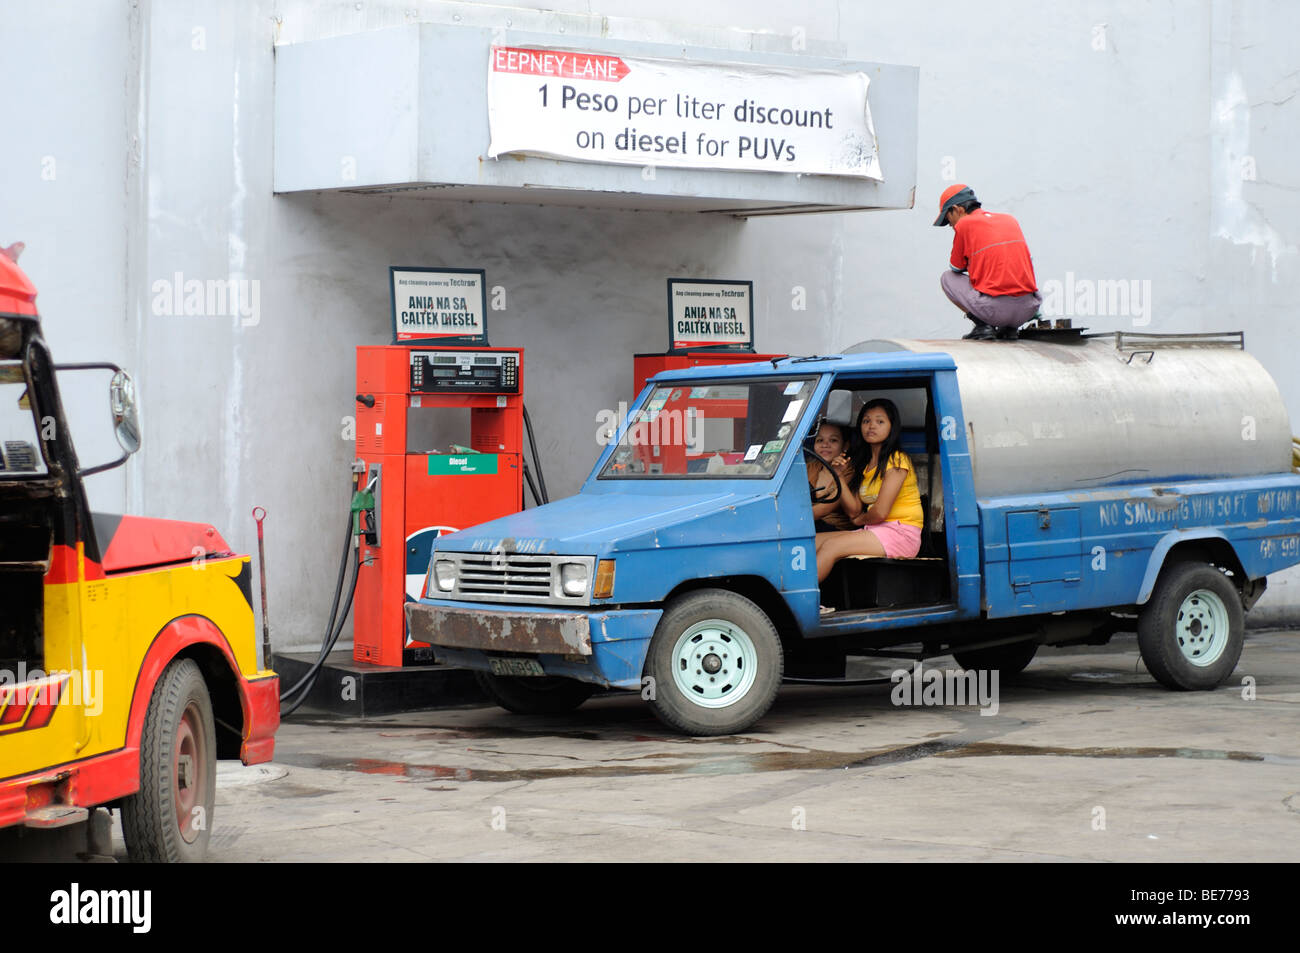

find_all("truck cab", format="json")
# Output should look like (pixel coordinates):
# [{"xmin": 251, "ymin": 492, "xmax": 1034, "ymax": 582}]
[
  {"xmin": 409, "ymin": 333, "xmax": 1300, "ymax": 735},
  {"xmin": 0, "ymin": 246, "xmax": 278, "ymax": 860}
]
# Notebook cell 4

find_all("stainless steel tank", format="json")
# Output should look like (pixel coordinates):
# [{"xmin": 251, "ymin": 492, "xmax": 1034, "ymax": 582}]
[{"xmin": 847, "ymin": 335, "xmax": 1294, "ymax": 497}]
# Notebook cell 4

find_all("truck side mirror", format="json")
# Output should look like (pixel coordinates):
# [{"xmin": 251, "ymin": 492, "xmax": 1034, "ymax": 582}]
[
  {"xmin": 110, "ymin": 370, "xmax": 140, "ymax": 454},
  {"xmin": 825, "ymin": 389, "xmax": 853, "ymax": 427},
  {"xmin": 54, "ymin": 362, "xmax": 142, "ymax": 477}
]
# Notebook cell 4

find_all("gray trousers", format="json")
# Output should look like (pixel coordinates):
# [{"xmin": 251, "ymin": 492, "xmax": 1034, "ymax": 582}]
[{"xmin": 941, "ymin": 270, "xmax": 1042, "ymax": 328}]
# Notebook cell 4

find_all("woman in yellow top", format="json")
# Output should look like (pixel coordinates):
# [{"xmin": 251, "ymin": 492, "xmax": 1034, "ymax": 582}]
[{"xmin": 815, "ymin": 398, "xmax": 923, "ymax": 584}]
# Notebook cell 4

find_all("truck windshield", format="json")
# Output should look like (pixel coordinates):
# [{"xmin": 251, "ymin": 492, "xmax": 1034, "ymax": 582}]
[
  {"xmin": 0, "ymin": 361, "xmax": 46, "ymax": 475},
  {"xmin": 599, "ymin": 376, "xmax": 817, "ymax": 479}
]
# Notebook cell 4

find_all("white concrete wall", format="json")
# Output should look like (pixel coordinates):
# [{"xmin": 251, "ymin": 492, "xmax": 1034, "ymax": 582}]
[{"xmin": 4, "ymin": 0, "xmax": 1298, "ymax": 642}]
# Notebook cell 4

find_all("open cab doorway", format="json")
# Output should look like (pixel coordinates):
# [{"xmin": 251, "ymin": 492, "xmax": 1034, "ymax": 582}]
[{"xmin": 805, "ymin": 374, "xmax": 957, "ymax": 630}]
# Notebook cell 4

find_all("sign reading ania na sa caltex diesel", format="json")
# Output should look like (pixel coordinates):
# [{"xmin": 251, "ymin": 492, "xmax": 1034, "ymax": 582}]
[
  {"xmin": 390, "ymin": 267, "xmax": 488, "ymax": 345},
  {"xmin": 668, "ymin": 279, "xmax": 753, "ymax": 351},
  {"xmin": 487, "ymin": 46, "xmax": 881, "ymax": 180}
]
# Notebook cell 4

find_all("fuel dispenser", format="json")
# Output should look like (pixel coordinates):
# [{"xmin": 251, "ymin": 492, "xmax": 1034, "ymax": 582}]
[{"xmin": 352, "ymin": 345, "xmax": 524, "ymax": 666}]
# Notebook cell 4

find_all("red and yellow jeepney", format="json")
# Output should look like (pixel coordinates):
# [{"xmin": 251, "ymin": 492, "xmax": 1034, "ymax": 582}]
[{"xmin": 0, "ymin": 245, "xmax": 278, "ymax": 861}]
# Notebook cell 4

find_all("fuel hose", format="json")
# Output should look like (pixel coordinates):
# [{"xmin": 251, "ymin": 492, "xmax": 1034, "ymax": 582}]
[
  {"xmin": 522, "ymin": 403, "xmax": 550, "ymax": 504},
  {"xmin": 278, "ymin": 505, "xmax": 360, "ymax": 717}
]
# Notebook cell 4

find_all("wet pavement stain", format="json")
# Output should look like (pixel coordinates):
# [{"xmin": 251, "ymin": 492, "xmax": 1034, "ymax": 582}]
[
  {"xmin": 275, "ymin": 737, "xmax": 1300, "ymax": 783},
  {"xmin": 936, "ymin": 743, "xmax": 1300, "ymax": 765},
  {"xmin": 302, "ymin": 720, "xmax": 813, "ymax": 748}
]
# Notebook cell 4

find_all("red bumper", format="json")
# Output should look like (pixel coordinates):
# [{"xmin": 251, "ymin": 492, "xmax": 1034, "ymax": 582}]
[
  {"xmin": 0, "ymin": 672, "xmax": 279, "ymax": 831},
  {"xmin": 241, "ymin": 674, "xmax": 280, "ymax": 764}
]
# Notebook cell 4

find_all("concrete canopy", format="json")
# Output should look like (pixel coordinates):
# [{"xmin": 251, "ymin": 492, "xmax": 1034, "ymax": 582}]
[{"xmin": 273, "ymin": 24, "xmax": 918, "ymax": 215}]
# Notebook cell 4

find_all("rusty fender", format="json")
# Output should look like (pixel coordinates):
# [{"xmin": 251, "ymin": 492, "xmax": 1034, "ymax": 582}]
[{"xmin": 406, "ymin": 603, "xmax": 592, "ymax": 656}]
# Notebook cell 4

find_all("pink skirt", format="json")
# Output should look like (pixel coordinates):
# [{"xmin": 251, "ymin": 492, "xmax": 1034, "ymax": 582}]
[{"xmin": 862, "ymin": 520, "xmax": 922, "ymax": 559}]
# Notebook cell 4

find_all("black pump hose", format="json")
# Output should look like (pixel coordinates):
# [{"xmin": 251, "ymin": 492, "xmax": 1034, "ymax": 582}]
[
  {"xmin": 278, "ymin": 506, "xmax": 359, "ymax": 716},
  {"xmin": 522, "ymin": 463, "xmax": 544, "ymax": 508},
  {"xmin": 522, "ymin": 403, "xmax": 549, "ymax": 504}
]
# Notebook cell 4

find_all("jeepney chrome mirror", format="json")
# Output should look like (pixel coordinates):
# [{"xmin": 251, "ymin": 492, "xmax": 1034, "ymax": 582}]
[{"xmin": 110, "ymin": 370, "xmax": 141, "ymax": 454}]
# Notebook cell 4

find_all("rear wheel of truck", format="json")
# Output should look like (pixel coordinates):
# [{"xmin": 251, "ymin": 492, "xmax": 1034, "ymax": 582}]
[
  {"xmin": 643, "ymin": 589, "xmax": 783, "ymax": 736},
  {"xmin": 474, "ymin": 672, "xmax": 596, "ymax": 714},
  {"xmin": 952, "ymin": 640, "xmax": 1039, "ymax": 677},
  {"xmin": 120, "ymin": 658, "xmax": 216, "ymax": 863},
  {"xmin": 1138, "ymin": 561, "xmax": 1244, "ymax": 690}
]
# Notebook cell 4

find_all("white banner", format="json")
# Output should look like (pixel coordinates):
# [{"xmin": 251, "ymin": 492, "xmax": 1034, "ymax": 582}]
[{"xmin": 487, "ymin": 45, "xmax": 881, "ymax": 180}]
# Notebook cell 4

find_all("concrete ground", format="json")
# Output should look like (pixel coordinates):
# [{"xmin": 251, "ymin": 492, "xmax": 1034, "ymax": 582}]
[
  {"xmin": 176, "ymin": 630, "xmax": 1300, "ymax": 862},
  {"xmin": 13, "ymin": 630, "xmax": 1299, "ymax": 862}
]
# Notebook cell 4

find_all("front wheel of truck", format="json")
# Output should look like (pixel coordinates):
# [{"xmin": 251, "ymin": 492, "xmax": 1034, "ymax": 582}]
[
  {"xmin": 1138, "ymin": 561, "xmax": 1244, "ymax": 690},
  {"xmin": 643, "ymin": 589, "xmax": 783, "ymax": 736},
  {"xmin": 120, "ymin": 658, "xmax": 216, "ymax": 863},
  {"xmin": 474, "ymin": 671, "xmax": 596, "ymax": 714}
]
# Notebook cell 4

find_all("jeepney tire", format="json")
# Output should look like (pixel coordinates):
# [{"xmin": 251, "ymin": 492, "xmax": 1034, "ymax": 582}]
[
  {"xmin": 473, "ymin": 671, "xmax": 597, "ymax": 714},
  {"xmin": 643, "ymin": 589, "xmax": 783, "ymax": 737},
  {"xmin": 952, "ymin": 640, "xmax": 1039, "ymax": 678},
  {"xmin": 1138, "ymin": 561, "xmax": 1244, "ymax": 691},
  {"xmin": 120, "ymin": 658, "xmax": 216, "ymax": 863}
]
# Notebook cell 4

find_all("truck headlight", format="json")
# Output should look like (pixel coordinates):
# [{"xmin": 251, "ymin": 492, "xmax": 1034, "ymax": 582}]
[
  {"xmin": 559, "ymin": 562, "xmax": 589, "ymax": 597},
  {"xmin": 433, "ymin": 559, "xmax": 457, "ymax": 592}
]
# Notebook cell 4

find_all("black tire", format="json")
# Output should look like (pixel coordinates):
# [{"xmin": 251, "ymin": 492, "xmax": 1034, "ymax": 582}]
[
  {"xmin": 643, "ymin": 589, "xmax": 783, "ymax": 736},
  {"xmin": 952, "ymin": 640, "xmax": 1039, "ymax": 677},
  {"xmin": 474, "ymin": 671, "xmax": 596, "ymax": 714},
  {"xmin": 120, "ymin": 659, "xmax": 216, "ymax": 863},
  {"xmin": 1138, "ymin": 561, "xmax": 1244, "ymax": 690}
]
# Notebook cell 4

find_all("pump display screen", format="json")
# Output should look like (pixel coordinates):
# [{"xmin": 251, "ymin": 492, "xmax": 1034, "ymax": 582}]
[
  {"xmin": 599, "ymin": 377, "xmax": 816, "ymax": 479},
  {"xmin": 409, "ymin": 350, "xmax": 519, "ymax": 394}
]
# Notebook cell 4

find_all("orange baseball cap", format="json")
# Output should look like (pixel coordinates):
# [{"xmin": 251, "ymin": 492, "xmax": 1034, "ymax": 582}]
[{"xmin": 934, "ymin": 184, "xmax": 977, "ymax": 226}]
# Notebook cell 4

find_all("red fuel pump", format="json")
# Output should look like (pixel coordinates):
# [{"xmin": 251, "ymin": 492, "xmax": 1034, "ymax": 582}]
[
  {"xmin": 632, "ymin": 350, "xmax": 785, "ymax": 397},
  {"xmin": 352, "ymin": 345, "xmax": 524, "ymax": 666},
  {"xmin": 630, "ymin": 350, "xmax": 785, "ymax": 475}
]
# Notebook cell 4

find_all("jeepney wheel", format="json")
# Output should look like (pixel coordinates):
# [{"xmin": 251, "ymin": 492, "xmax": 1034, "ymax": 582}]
[
  {"xmin": 952, "ymin": 640, "xmax": 1039, "ymax": 677},
  {"xmin": 120, "ymin": 658, "xmax": 216, "ymax": 863},
  {"xmin": 1138, "ymin": 561, "xmax": 1243, "ymax": 690},
  {"xmin": 643, "ymin": 589, "xmax": 783, "ymax": 736},
  {"xmin": 474, "ymin": 672, "xmax": 596, "ymax": 714}
]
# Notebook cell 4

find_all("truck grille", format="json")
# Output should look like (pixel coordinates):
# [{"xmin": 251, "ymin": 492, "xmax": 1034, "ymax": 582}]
[
  {"xmin": 458, "ymin": 554, "xmax": 554, "ymax": 599},
  {"xmin": 440, "ymin": 553, "xmax": 595, "ymax": 606}
]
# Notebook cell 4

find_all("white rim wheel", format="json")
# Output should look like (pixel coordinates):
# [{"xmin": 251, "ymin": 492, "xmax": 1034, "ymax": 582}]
[
  {"xmin": 670, "ymin": 619, "xmax": 759, "ymax": 708},
  {"xmin": 1176, "ymin": 588, "xmax": 1230, "ymax": 667}
]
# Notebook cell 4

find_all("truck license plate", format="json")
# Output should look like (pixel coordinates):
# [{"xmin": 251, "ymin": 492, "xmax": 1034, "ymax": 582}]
[{"xmin": 489, "ymin": 657, "xmax": 546, "ymax": 677}]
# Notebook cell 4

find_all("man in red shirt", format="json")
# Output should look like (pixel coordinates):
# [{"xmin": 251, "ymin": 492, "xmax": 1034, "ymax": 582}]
[{"xmin": 934, "ymin": 184, "xmax": 1042, "ymax": 340}]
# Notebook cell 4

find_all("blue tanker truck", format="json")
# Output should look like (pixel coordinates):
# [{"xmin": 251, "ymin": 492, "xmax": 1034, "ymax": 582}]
[{"xmin": 407, "ymin": 332, "xmax": 1300, "ymax": 735}]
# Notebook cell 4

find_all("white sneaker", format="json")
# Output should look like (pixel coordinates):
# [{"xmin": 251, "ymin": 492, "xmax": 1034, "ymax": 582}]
[{"xmin": 819, "ymin": 605, "xmax": 835, "ymax": 617}]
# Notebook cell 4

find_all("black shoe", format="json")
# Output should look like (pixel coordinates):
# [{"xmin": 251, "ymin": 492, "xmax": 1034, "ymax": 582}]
[
  {"xmin": 995, "ymin": 325, "xmax": 1019, "ymax": 340},
  {"xmin": 963, "ymin": 323, "xmax": 996, "ymax": 341}
]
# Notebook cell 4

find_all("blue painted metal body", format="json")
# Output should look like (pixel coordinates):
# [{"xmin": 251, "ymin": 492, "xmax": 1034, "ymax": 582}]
[{"xmin": 418, "ymin": 351, "xmax": 1300, "ymax": 685}]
